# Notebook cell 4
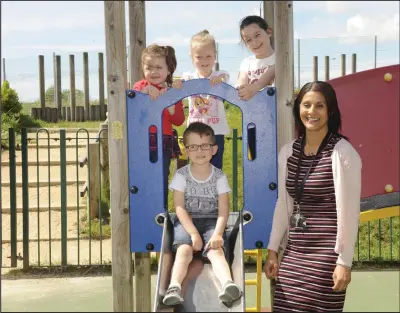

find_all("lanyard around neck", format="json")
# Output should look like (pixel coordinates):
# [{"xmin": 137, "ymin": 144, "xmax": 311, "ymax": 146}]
[{"xmin": 294, "ymin": 132, "xmax": 332, "ymax": 206}]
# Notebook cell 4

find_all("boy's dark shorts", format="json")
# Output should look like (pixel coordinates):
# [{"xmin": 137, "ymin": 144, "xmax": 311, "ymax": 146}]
[{"xmin": 172, "ymin": 217, "xmax": 228, "ymax": 257}]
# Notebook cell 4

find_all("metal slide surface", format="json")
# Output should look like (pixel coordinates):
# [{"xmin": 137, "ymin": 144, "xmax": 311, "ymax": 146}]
[{"xmin": 154, "ymin": 212, "xmax": 247, "ymax": 312}]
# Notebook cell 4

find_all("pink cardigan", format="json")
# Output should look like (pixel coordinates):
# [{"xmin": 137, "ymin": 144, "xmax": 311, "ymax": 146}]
[{"xmin": 267, "ymin": 138, "xmax": 362, "ymax": 268}]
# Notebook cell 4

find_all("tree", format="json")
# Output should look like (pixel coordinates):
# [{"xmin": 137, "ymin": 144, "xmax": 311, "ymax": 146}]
[
  {"xmin": 1, "ymin": 80, "xmax": 22, "ymax": 115},
  {"xmin": 43, "ymin": 85, "xmax": 85, "ymax": 105}
]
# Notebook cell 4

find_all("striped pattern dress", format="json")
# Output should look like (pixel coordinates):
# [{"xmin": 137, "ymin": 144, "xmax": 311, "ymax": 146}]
[{"xmin": 273, "ymin": 135, "xmax": 347, "ymax": 312}]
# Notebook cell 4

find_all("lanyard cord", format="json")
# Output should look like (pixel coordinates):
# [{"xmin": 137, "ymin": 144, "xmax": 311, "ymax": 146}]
[{"xmin": 294, "ymin": 132, "xmax": 333, "ymax": 212}]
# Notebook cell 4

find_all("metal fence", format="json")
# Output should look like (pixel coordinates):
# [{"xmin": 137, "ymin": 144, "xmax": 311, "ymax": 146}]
[
  {"xmin": 1, "ymin": 126, "xmax": 399, "ymax": 269},
  {"xmin": 1, "ymin": 126, "xmax": 110, "ymax": 269}
]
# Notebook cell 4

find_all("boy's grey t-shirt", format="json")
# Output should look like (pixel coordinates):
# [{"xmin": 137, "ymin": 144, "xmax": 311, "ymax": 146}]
[{"xmin": 169, "ymin": 164, "xmax": 231, "ymax": 216}]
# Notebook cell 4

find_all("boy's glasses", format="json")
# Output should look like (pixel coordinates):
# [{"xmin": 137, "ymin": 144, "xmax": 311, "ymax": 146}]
[{"xmin": 185, "ymin": 144, "xmax": 215, "ymax": 151}]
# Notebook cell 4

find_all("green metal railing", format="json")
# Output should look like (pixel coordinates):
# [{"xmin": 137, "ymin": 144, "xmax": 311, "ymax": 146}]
[
  {"xmin": 1, "ymin": 127, "xmax": 398, "ymax": 269},
  {"xmin": 1, "ymin": 127, "xmax": 110, "ymax": 269}
]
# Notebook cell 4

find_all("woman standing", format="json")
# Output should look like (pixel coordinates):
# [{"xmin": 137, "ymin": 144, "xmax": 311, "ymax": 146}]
[{"xmin": 265, "ymin": 81, "xmax": 362, "ymax": 312}]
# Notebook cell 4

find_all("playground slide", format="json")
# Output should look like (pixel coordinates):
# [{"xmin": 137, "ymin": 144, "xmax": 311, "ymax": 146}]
[
  {"xmin": 328, "ymin": 64, "xmax": 400, "ymax": 211},
  {"xmin": 153, "ymin": 212, "xmax": 246, "ymax": 312}
]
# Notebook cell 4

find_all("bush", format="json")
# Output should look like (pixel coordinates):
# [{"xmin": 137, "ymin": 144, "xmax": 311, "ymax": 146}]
[{"xmin": 1, "ymin": 81, "xmax": 22, "ymax": 115}]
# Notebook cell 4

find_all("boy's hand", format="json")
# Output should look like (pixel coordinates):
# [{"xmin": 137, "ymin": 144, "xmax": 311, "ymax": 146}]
[
  {"xmin": 210, "ymin": 75, "xmax": 225, "ymax": 86},
  {"xmin": 205, "ymin": 234, "xmax": 224, "ymax": 250},
  {"xmin": 172, "ymin": 79, "xmax": 183, "ymax": 89},
  {"xmin": 191, "ymin": 233, "xmax": 203, "ymax": 252},
  {"xmin": 167, "ymin": 104, "xmax": 176, "ymax": 115},
  {"xmin": 237, "ymin": 84, "xmax": 258, "ymax": 101}
]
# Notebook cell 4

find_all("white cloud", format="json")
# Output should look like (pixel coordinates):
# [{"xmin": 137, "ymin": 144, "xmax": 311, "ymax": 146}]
[
  {"xmin": 325, "ymin": 1, "xmax": 353, "ymax": 14},
  {"xmin": 338, "ymin": 13, "xmax": 399, "ymax": 44},
  {"xmin": 325, "ymin": 1, "xmax": 399, "ymax": 15}
]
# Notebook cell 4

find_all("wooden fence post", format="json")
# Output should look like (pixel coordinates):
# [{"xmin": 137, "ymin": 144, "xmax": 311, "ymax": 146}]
[
  {"xmin": 84, "ymin": 52, "xmax": 90, "ymax": 121},
  {"xmin": 39, "ymin": 55, "xmax": 46, "ymax": 120},
  {"xmin": 313, "ymin": 56, "xmax": 318, "ymax": 81},
  {"xmin": 70, "ymin": 54, "xmax": 76, "ymax": 121},
  {"xmin": 128, "ymin": 1, "xmax": 151, "ymax": 311},
  {"xmin": 352, "ymin": 53, "xmax": 357, "ymax": 74},
  {"xmin": 99, "ymin": 52, "xmax": 106, "ymax": 120},
  {"xmin": 325, "ymin": 56, "xmax": 330, "ymax": 81},
  {"xmin": 55, "ymin": 55, "xmax": 62, "ymax": 120},
  {"xmin": 104, "ymin": 1, "xmax": 133, "ymax": 311},
  {"xmin": 341, "ymin": 54, "xmax": 346, "ymax": 76}
]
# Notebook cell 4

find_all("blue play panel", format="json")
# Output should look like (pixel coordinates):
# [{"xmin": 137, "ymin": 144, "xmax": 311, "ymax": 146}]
[{"xmin": 126, "ymin": 79, "xmax": 277, "ymax": 252}]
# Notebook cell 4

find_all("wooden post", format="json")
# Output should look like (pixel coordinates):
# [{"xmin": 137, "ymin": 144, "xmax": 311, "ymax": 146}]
[
  {"xmin": 325, "ymin": 56, "xmax": 330, "ymax": 81},
  {"xmin": 55, "ymin": 55, "xmax": 62, "ymax": 119},
  {"xmin": 104, "ymin": 1, "xmax": 133, "ymax": 312},
  {"xmin": 128, "ymin": 1, "xmax": 151, "ymax": 312},
  {"xmin": 272, "ymin": 1, "xmax": 294, "ymax": 309},
  {"xmin": 46, "ymin": 107, "xmax": 52, "ymax": 122},
  {"xmin": 99, "ymin": 52, "xmax": 106, "ymax": 120},
  {"xmin": 129, "ymin": 1, "xmax": 146, "ymax": 88},
  {"xmin": 341, "ymin": 54, "xmax": 346, "ymax": 76},
  {"xmin": 264, "ymin": 1, "xmax": 275, "ymax": 49},
  {"xmin": 84, "ymin": 52, "xmax": 90, "ymax": 120},
  {"xmin": 66, "ymin": 106, "xmax": 71, "ymax": 121},
  {"xmin": 39, "ymin": 55, "xmax": 46, "ymax": 120},
  {"xmin": 99, "ymin": 122, "xmax": 109, "ymax": 213},
  {"xmin": 70, "ymin": 55, "xmax": 76, "ymax": 121},
  {"xmin": 297, "ymin": 39, "xmax": 300, "ymax": 89},
  {"xmin": 351, "ymin": 53, "xmax": 357, "ymax": 74},
  {"xmin": 274, "ymin": 1, "xmax": 294, "ymax": 151},
  {"xmin": 313, "ymin": 56, "xmax": 318, "ymax": 81},
  {"xmin": 87, "ymin": 142, "xmax": 100, "ymax": 219}
]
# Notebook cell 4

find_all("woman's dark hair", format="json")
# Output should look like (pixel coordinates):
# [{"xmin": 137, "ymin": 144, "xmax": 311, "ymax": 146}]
[
  {"xmin": 293, "ymin": 81, "xmax": 348, "ymax": 140},
  {"xmin": 141, "ymin": 44, "xmax": 177, "ymax": 86},
  {"xmin": 239, "ymin": 15, "xmax": 269, "ymax": 43}
]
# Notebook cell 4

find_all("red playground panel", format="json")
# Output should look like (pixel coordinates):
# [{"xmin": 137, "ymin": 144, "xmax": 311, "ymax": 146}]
[{"xmin": 328, "ymin": 64, "xmax": 400, "ymax": 199}]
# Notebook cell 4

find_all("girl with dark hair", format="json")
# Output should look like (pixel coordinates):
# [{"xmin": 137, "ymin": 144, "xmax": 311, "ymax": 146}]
[
  {"xmin": 236, "ymin": 15, "xmax": 276, "ymax": 160},
  {"xmin": 133, "ymin": 44, "xmax": 185, "ymax": 209},
  {"xmin": 264, "ymin": 81, "xmax": 362, "ymax": 312},
  {"xmin": 236, "ymin": 15, "xmax": 276, "ymax": 101}
]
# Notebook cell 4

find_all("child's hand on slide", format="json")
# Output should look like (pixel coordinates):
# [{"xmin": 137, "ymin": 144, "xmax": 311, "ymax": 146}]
[
  {"xmin": 205, "ymin": 234, "xmax": 224, "ymax": 250},
  {"xmin": 191, "ymin": 233, "xmax": 203, "ymax": 252}
]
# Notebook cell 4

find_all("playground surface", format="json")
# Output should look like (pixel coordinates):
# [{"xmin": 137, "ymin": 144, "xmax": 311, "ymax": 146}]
[{"xmin": 1, "ymin": 270, "xmax": 399, "ymax": 312}]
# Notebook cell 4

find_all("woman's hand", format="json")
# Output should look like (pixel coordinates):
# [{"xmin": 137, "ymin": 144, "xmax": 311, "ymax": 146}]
[
  {"xmin": 332, "ymin": 264, "xmax": 351, "ymax": 292},
  {"xmin": 264, "ymin": 249, "xmax": 279, "ymax": 280}
]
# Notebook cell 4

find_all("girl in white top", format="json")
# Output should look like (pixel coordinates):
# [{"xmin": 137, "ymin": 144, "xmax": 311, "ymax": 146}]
[
  {"xmin": 176, "ymin": 30, "xmax": 230, "ymax": 170},
  {"xmin": 236, "ymin": 16, "xmax": 276, "ymax": 160},
  {"xmin": 264, "ymin": 81, "xmax": 362, "ymax": 311},
  {"xmin": 236, "ymin": 15, "xmax": 276, "ymax": 101}
]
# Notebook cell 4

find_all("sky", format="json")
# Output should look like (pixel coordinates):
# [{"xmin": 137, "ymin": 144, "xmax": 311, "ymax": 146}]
[{"xmin": 1, "ymin": 1, "xmax": 399, "ymax": 102}]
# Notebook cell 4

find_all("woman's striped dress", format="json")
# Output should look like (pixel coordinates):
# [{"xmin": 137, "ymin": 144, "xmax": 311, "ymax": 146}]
[{"xmin": 273, "ymin": 135, "xmax": 347, "ymax": 312}]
